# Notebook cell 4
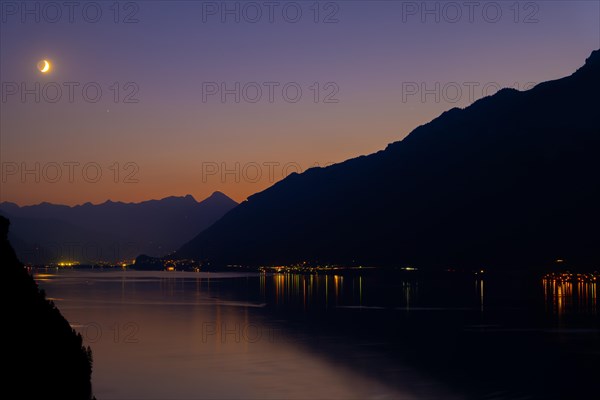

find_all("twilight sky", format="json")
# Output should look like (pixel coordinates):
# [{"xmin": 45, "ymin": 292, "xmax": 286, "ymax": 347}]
[{"xmin": 1, "ymin": 1, "xmax": 598, "ymax": 206}]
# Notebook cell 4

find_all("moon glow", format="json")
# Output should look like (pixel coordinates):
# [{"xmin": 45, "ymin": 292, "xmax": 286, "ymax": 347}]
[{"xmin": 37, "ymin": 60, "xmax": 51, "ymax": 73}]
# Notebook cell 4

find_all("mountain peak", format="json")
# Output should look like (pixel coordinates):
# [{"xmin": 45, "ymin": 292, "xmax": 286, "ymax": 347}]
[
  {"xmin": 199, "ymin": 191, "xmax": 238, "ymax": 208},
  {"xmin": 206, "ymin": 191, "xmax": 233, "ymax": 201},
  {"xmin": 163, "ymin": 194, "xmax": 197, "ymax": 204},
  {"xmin": 209, "ymin": 191, "xmax": 227, "ymax": 198}
]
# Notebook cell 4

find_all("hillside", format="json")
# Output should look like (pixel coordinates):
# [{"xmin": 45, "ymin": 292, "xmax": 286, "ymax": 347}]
[
  {"xmin": 2, "ymin": 215, "xmax": 94, "ymax": 398},
  {"xmin": 179, "ymin": 50, "xmax": 600, "ymax": 269}
]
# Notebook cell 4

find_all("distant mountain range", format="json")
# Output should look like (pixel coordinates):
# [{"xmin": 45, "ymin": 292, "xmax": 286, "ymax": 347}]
[
  {"xmin": 0, "ymin": 192, "xmax": 237, "ymax": 264},
  {"xmin": 179, "ymin": 50, "xmax": 600, "ymax": 269}
]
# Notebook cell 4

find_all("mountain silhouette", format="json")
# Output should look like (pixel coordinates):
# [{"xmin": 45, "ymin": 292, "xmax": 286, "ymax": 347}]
[
  {"xmin": 0, "ymin": 192, "xmax": 237, "ymax": 264},
  {"xmin": 179, "ymin": 50, "xmax": 600, "ymax": 269},
  {"xmin": 2, "ymin": 216, "xmax": 94, "ymax": 398}
]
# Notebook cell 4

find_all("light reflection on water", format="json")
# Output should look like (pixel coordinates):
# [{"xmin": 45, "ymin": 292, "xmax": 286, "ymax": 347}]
[
  {"xmin": 543, "ymin": 277, "xmax": 597, "ymax": 315},
  {"xmin": 34, "ymin": 270, "xmax": 599, "ymax": 399},
  {"xmin": 262, "ymin": 272, "xmax": 598, "ymax": 315},
  {"xmin": 477, "ymin": 279, "xmax": 484, "ymax": 310},
  {"xmin": 35, "ymin": 270, "xmax": 457, "ymax": 400},
  {"xmin": 270, "ymin": 273, "xmax": 350, "ymax": 308},
  {"xmin": 263, "ymin": 272, "xmax": 426, "ymax": 311},
  {"xmin": 35, "ymin": 270, "xmax": 600, "ymax": 317}
]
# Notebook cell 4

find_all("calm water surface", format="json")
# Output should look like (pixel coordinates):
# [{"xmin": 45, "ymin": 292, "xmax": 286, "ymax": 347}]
[{"xmin": 35, "ymin": 269, "xmax": 599, "ymax": 399}]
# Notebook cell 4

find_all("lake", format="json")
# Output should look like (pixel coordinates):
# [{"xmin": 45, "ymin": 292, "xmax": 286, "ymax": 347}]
[{"xmin": 35, "ymin": 269, "xmax": 599, "ymax": 399}]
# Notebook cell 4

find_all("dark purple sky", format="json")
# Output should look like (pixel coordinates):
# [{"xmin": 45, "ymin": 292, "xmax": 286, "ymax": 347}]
[{"xmin": 1, "ymin": 1, "xmax": 598, "ymax": 205}]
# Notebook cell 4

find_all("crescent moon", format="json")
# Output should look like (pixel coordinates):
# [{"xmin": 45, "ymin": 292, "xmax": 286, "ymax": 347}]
[{"xmin": 38, "ymin": 60, "xmax": 50, "ymax": 73}]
